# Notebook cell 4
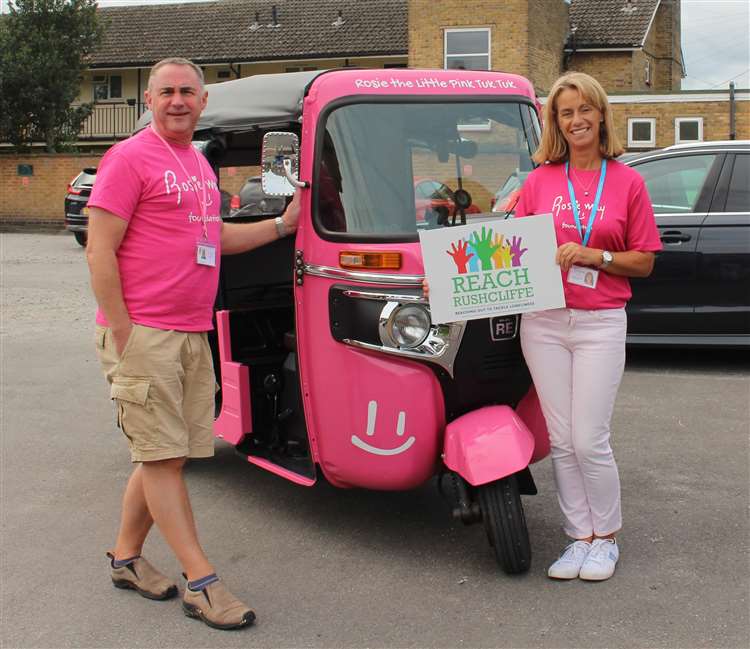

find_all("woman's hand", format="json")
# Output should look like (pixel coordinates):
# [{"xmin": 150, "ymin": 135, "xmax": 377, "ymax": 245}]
[{"xmin": 555, "ymin": 242, "xmax": 600, "ymax": 272}]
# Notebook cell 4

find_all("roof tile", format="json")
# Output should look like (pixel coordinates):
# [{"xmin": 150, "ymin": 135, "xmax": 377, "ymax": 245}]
[
  {"xmin": 92, "ymin": 0, "xmax": 408, "ymax": 67},
  {"xmin": 567, "ymin": 0, "xmax": 660, "ymax": 49}
]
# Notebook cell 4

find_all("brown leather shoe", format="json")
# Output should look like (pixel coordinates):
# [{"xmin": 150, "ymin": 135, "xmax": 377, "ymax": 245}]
[
  {"xmin": 182, "ymin": 578, "xmax": 256, "ymax": 630},
  {"xmin": 107, "ymin": 552, "xmax": 178, "ymax": 600}
]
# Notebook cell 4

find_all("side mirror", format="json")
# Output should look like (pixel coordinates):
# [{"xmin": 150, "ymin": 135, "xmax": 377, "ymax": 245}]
[{"xmin": 261, "ymin": 132, "xmax": 307, "ymax": 196}]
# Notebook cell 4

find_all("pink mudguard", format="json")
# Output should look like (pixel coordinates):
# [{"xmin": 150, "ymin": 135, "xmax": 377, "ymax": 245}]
[
  {"xmin": 443, "ymin": 386, "xmax": 549, "ymax": 486},
  {"xmin": 213, "ymin": 310, "xmax": 251, "ymax": 445}
]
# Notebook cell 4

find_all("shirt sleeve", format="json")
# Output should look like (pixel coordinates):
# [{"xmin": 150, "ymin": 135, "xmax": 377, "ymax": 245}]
[
  {"xmin": 626, "ymin": 174, "xmax": 663, "ymax": 252},
  {"xmin": 87, "ymin": 146, "xmax": 142, "ymax": 222},
  {"xmin": 513, "ymin": 174, "xmax": 535, "ymax": 218}
]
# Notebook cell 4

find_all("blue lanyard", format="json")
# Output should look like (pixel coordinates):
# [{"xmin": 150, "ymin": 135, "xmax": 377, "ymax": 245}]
[{"xmin": 564, "ymin": 159, "xmax": 607, "ymax": 248}]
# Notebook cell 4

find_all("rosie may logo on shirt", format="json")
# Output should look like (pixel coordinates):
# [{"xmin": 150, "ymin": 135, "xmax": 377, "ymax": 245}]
[
  {"xmin": 551, "ymin": 194, "xmax": 607, "ymax": 225},
  {"xmin": 163, "ymin": 169, "xmax": 219, "ymax": 207}
]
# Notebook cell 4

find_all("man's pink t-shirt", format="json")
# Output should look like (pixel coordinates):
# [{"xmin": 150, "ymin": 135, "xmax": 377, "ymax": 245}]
[
  {"xmin": 514, "ymin": 159, "xmax": 662, "ymax": 310},
  {"xmin": 88, "ymin": 127, "xmax": 222, "ymax": 331}
]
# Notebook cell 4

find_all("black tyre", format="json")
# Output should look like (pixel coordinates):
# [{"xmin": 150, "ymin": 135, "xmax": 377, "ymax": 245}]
[
  {"xmin": 478, "ymin": 474, "xmax": 531, "ymax": 574},
  {"xmin": 74, "ymin": 231, "xmax": 88, "ymax": 247}
]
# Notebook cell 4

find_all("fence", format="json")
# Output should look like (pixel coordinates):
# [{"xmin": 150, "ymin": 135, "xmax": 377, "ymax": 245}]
[{"xmin": 75, "ymin": 101, "xmax": 147, "ymax": 141}]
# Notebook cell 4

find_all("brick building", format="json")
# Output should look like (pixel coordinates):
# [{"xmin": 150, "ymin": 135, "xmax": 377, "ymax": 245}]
[{"xmin": 2, "ymin": 0, "xmax": 747, "ymax": 225}]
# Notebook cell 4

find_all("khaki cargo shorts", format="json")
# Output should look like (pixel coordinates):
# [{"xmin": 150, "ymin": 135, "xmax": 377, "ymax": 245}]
[{"xmin": 95, "ymin": 324, "xmax": 216, "ymax": 463}]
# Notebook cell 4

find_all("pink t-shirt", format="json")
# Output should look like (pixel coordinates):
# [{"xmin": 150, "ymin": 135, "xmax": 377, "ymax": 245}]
[
  {"xmin": 514, "ymin": 159, "xmax": 662, "ymax": 310},
  {"xmin": 89, "ymin": 128, "xmax": 222, "ymax": 331}
]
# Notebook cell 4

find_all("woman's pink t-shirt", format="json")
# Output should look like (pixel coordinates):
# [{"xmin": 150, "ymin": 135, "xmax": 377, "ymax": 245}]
[
  {"xmin": 514, "ymin": 159, "xmax": 662, "ymax": 310},
  {"xmin": 88, "ymin": 128, "xmax": 222, "ymax": 331}
]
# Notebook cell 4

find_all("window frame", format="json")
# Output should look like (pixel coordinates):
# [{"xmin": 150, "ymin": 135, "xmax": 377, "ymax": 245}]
[
  {"xmin": 444, "ymin": 28, "xmax": 491, "ymax": 71},
  {"xmin": 674, "ymin": 117, "xmax": 704, "ymax": 145},
  {"xmin": 92, "ymin": 73, "xmax": 122, "ymax": 101},
  {"xmin": 627, "ymin": 117, "xmax": 656, "ymax": 148}
]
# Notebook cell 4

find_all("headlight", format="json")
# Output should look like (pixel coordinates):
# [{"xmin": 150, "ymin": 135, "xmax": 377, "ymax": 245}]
[{"xmin": 380, "ymin": 303, "xmax": 431, "ymax": 349}]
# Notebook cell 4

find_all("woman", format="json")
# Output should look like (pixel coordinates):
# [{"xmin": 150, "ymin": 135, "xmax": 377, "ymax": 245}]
[{"xmin": 514, "ymin": 71, "xmax": 661, "ymax": 580}]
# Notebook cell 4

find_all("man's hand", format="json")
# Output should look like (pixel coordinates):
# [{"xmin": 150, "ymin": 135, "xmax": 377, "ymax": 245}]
[
  {"xmin": 112, "ymin": 323, "xmax": 133, "ymax": 357},
  {"xmin": 282, "ymin": 189, "xmax": 302, "ymax": 233}
]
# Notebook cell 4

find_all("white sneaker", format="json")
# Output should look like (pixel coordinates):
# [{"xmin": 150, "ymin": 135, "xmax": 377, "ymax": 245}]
[
  {"xmin": 547, "ymin": 540, "xmax": 592, "ymax": 580},
  {"xmin": 579, "ymin": 538, "xmax": 619, "ymax": 581}
]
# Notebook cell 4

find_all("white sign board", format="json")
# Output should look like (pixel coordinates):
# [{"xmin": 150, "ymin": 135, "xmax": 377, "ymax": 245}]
[{"xmin": 419, "ymin": 214, "xmax": 565, "ymax": 323}]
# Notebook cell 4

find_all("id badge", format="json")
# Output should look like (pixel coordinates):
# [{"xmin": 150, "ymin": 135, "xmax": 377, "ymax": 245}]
[
  {"xmin": 568, "ymin": 265, "xmax": 598, "ymax": 289},
  {"xmin": 196, "ymin": 240, "xmax": 217, "ymax": 267}
]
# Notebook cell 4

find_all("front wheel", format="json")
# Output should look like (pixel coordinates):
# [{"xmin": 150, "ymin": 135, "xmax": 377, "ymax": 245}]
[
  {"xmin": 73, "ymin": 231, "xmax": 87, "ymax": 247},
  {"xmin": 478, "ymin": 474, "xmax": 531, "ymax": 574}
]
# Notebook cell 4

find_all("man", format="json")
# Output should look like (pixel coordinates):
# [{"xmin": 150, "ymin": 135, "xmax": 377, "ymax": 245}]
[{"xmin": 86, "ymin": 57, "xmax": 300, "ymax": 631}]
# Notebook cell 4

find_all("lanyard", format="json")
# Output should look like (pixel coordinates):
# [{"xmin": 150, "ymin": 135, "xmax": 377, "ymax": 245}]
[
  {"xmin": 564, "ymin": 158, "xmax": 607, "ymax": 248},
  {"xmin": 151, "ymin": 126, "xmax": 209, "ymax": 239}
]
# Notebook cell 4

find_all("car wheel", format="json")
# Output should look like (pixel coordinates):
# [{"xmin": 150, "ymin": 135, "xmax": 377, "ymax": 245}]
[
  {"xmin": 74, "ymin": 231, "xmax": 88, "ymax": 247},
  {"xmin": 478, "ymin": 474, "xmax": 531, "ymax": 574}
]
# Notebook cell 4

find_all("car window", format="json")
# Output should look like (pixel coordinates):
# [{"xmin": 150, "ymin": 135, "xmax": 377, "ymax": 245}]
[
  {"xmin": 633, "ymin": 154, "xmax": 717, "ymax": 214},
  {"xmin": 725, "ymin": 154, "xmax": 750, "ymax": 213}
]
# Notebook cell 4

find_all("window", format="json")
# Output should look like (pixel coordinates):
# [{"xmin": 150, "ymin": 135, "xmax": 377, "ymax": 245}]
[
  {"xmin": 645, "ymin": 59, "xmax": 651, "ymax": 86},
  {"xmin": 217, "ymin": 70, "xmax": 231, "ymax": 79},
  {"xmin": 632, "ymin": 154, "xmax": 717, "ymax": 213},
  {"xmin": 93, "ymin": 74, "xmax": 122, "ymax": 101},
  {"xmin": 628, "ymin": 118, "xmax": 656, "ymax": 148},
  {"xmin": 315, "ymin": 101, "xmax": 537, "ymax": 239},
  {"xmin": 725, "ymin": 154, "xmax": 750, "ymax": 213},
  {"xmin": 675, "ymin": 117, "xmax": 703, "ymax": 144},
  {"xmin": 444, "ymin": 28, "xmax": 490, "ymax": 70}
]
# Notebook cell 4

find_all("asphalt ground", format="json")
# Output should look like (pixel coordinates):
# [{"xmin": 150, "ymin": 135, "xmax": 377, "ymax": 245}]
[{"xmin": 1, "ymin": 231, "xmax": 749, "ymax": 649}]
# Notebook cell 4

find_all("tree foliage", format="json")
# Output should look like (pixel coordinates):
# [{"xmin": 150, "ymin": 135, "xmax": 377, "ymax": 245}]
[{"xmin": 0, "ymin": 0, "xmax": 103, "ymax": 151}]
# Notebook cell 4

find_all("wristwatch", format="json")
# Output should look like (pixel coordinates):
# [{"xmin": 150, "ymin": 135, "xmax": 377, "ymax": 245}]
[
  {"xmin": 274, "ymin": 216, "xmax": 288, "ymax": 238},
  {"xmin": 600, "ymin": 250, "xmax": 614, "ymax": 268}
]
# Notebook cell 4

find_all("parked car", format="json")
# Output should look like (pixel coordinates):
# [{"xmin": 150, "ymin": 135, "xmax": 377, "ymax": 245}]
[
  {"xmin": 625, "ymin": 141, "xmax": 749, "ymax": 347},
  {"xmin": 498, "ymin": 141, "xmax": 750, "ymax": 347},
  {"xmin": 64, "ymin": 167, "xmax": 96, "ymax": 246}
]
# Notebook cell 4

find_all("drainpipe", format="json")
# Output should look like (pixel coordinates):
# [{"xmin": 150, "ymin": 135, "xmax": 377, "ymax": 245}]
[{"xmin": 729, "ymin": 81, "xmax": 736, "ymax": 140}]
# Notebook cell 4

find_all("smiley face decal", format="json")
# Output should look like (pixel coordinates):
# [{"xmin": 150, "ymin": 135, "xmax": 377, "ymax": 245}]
[{"xmin": 351, "ymin": 400, "xmax": 416, "ymax": 456}]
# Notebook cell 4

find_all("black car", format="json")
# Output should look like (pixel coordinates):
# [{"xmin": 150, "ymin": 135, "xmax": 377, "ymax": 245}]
[
  {"xmin": 64, "ymin": 167, "xmax": 96, "ymax": 246},
  {"xmin": 625, "ymin": 141, "xmax": 750, "ymax": 347}
]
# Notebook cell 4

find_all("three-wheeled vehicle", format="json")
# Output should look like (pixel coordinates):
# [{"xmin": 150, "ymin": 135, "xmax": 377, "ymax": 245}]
[{"xmin": 145, "ymin": 68, "xmax": 550, "ymax": 574}]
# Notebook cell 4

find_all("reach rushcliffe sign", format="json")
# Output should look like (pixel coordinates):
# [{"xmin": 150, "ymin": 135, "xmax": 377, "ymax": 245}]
[{"xmin": 419, "ymin": 214, "xmax": 564, "ymax": 323}]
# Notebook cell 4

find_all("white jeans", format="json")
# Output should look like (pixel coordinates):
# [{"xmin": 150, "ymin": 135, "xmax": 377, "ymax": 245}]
[{"xmin": 520, "ymin": 307, "xmax": 626, "ymax": 539}]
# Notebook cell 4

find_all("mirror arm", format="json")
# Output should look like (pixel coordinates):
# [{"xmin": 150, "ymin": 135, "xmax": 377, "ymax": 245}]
[{"xmin": 283, "ymin": 159, "xmax": 309, "ymax": 189}]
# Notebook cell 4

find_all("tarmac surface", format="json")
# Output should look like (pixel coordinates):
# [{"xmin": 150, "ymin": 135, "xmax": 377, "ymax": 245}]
[{"xmin": 1, "ymin": 231, "xmax": 749, "ymax": 649}]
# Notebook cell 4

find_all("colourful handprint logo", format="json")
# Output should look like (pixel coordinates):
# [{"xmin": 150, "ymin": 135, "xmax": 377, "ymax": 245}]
[{"xmin": 446, "ymin": 229, "xmax": 528, "ymax": 273}]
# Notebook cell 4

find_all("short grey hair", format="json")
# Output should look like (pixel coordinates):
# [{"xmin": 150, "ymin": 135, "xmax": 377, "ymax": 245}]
[{"xmin": 148, "ymin": 57, "xmax": 205, "ymax": 90}]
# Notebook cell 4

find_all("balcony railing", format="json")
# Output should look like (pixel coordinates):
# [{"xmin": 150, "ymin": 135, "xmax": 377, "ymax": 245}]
[{"xmin": 74, "ymin": 101, "xmax": 147, "ymax": 141}]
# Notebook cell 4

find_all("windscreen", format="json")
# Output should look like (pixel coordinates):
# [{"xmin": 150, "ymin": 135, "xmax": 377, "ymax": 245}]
[{"xmin": 315, "ymin": 101, "xmax": 539, "ymax": 240}]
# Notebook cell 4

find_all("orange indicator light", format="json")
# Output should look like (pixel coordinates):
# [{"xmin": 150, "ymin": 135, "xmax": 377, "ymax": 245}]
[{"xmin": 339, "ymin": 251, "xmax": 402, "ymax": 270}]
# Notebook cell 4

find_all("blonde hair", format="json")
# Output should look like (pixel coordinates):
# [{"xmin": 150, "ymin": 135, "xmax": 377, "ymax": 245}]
[
  {"xmin": 148, "ymin": 57, "xmax": 205, "ymax": 91},
  {"xmin": 533, "ymin": 71, "xmax": 624, "ymax": 164}
]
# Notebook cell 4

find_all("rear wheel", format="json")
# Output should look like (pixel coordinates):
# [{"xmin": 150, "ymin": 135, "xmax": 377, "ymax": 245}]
[
  {"xmin": 478, "ymin": 474, "xmax": 531, "ymax": 574},
  {"xmin": 74, "ymin": 231, "xmax": 87, "ymax": 247}
]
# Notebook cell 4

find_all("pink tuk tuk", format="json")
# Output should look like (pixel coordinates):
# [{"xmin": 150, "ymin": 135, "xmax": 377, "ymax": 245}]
[{"xmin": 159, "ymin": 68, "xmax": 551, "ymax": 573}]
